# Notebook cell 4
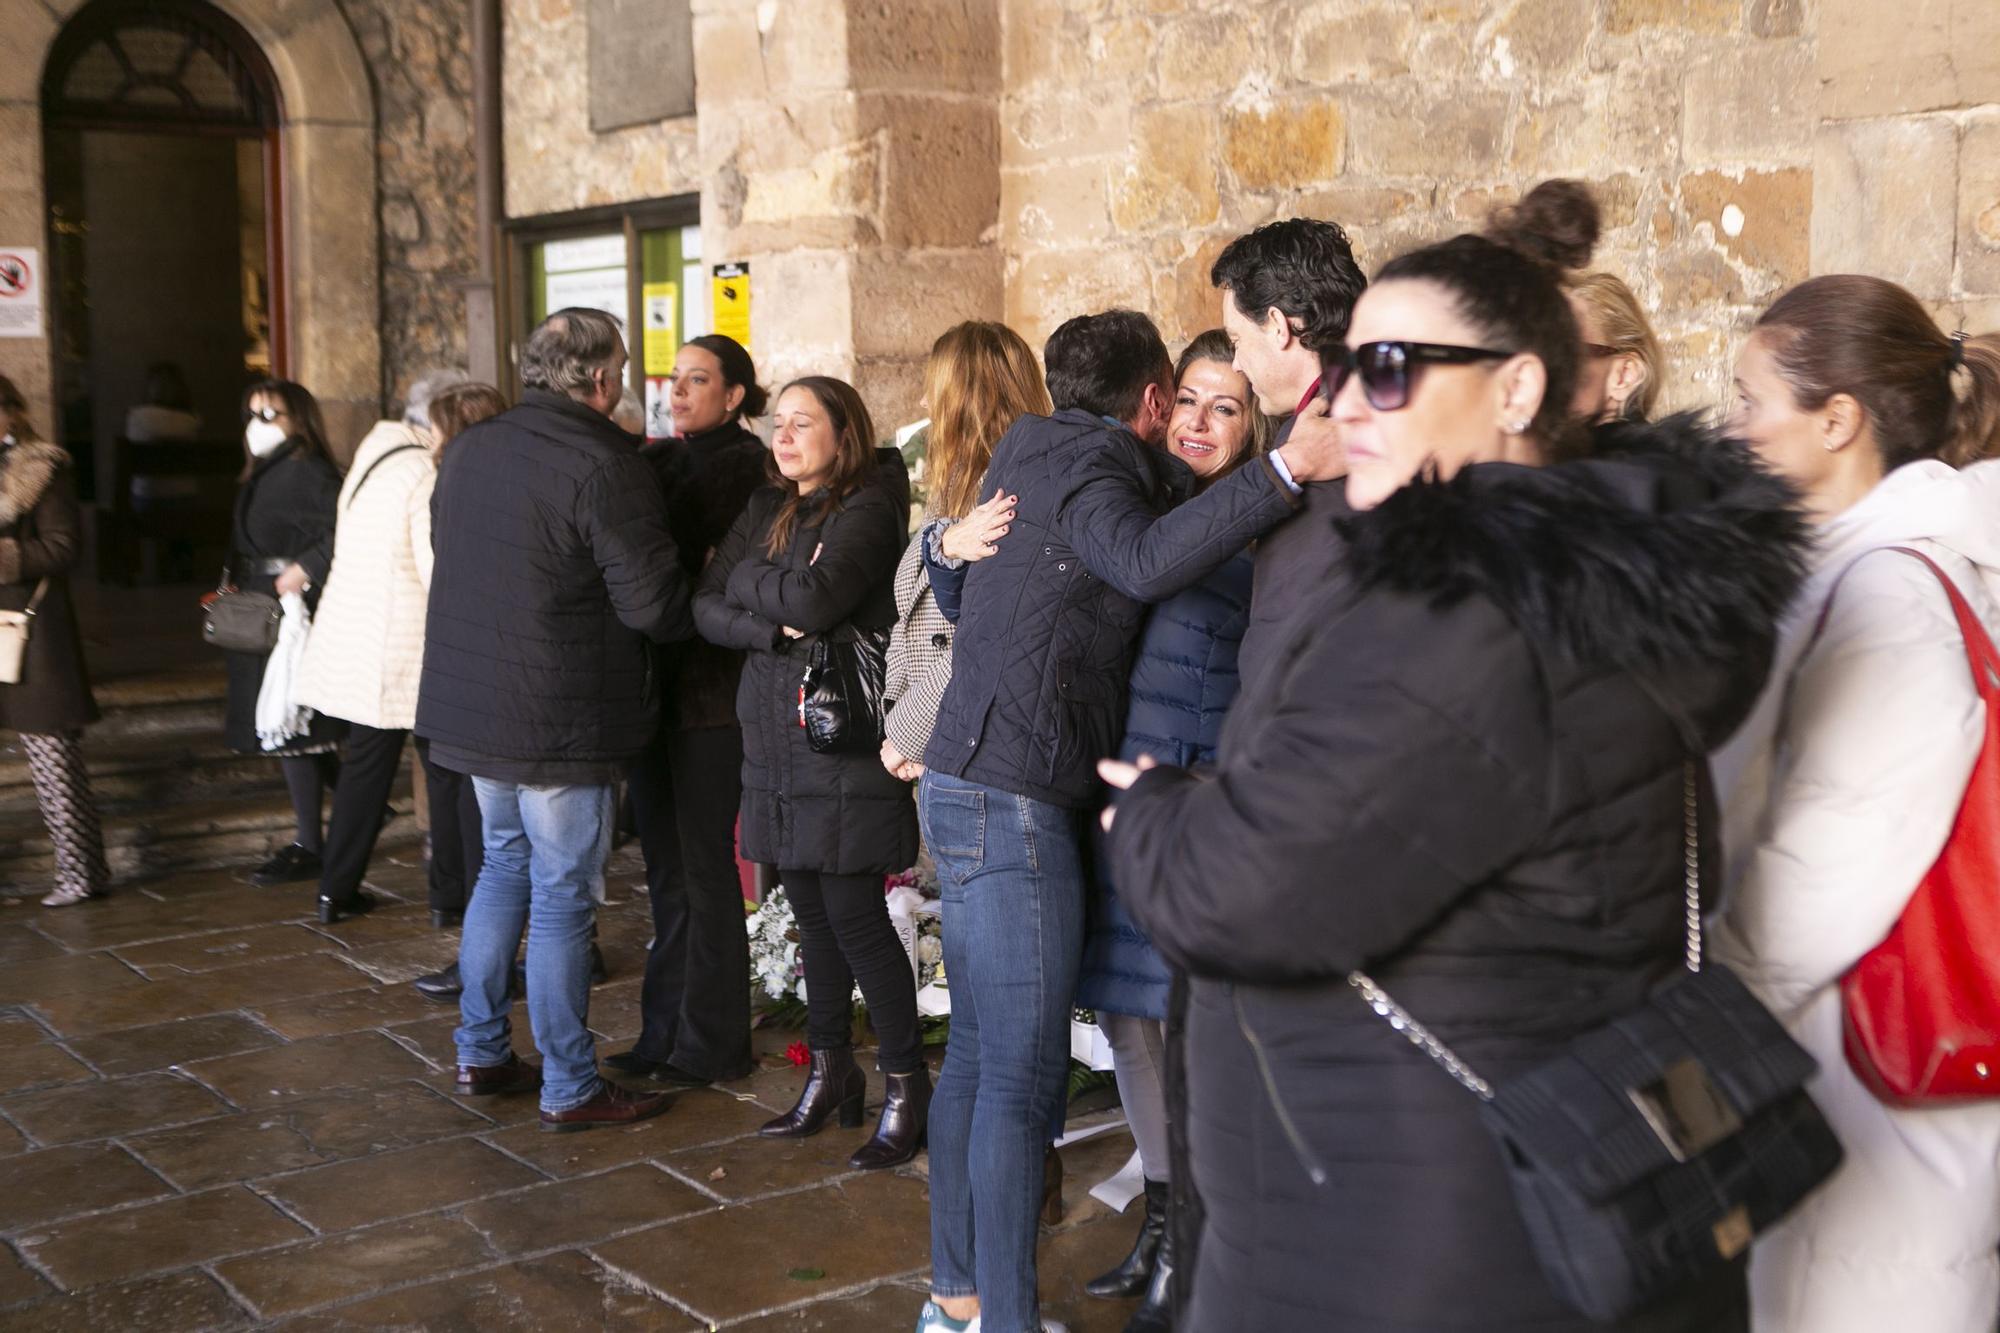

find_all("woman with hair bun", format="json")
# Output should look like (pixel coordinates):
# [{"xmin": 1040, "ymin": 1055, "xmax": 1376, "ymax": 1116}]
[
  {"xmin": 1712, "ymin": 276, "xmax": 2000, "ymax": 1332},
  {"xmin": 609, "ymin": 333, "xmax": 771, "ymax": 1089},
  {"xmin": 1098, "ymin": 180, "xmax": 1809, "ymax": 1328}
]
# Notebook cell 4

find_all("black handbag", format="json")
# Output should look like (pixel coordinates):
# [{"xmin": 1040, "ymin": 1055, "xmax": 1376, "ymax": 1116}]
[
  {"xmin": 1351, "ymin": 762, "xmax": 1843, "ymax": 1322},
  {"xmin": 800, "ymin": 625, "xmax": 889, "ymax": 754},
  {"xmin": 202, "ymin": 568, "xmax": 282, "ymax": 654}
]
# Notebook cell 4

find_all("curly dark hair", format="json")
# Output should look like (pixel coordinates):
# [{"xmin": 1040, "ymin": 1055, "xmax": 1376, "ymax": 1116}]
[{"xmin": 1210, "ymin": 218, "xmax": 1367, "ymax": 355}]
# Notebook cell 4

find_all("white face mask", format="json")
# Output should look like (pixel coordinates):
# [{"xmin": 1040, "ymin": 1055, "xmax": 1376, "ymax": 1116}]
[{"xmin": 245, "ymin": 419, "xmax": 289, "ymax": 456}]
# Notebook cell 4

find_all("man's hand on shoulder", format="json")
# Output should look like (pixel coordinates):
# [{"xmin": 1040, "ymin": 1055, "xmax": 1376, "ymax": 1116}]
[{"xmin": 1274, "ymin": 398, "xmax": 1346, "ymax": 484}]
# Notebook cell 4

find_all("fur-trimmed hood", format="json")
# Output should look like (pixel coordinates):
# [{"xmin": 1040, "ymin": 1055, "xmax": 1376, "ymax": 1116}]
[
  {"xmin": 1336, "ymin": 413, "xmax": 1812, "ymax": 745},
  {"xmin": 0, "ymin": 440, "xmax": 71, "ymax": 529}
]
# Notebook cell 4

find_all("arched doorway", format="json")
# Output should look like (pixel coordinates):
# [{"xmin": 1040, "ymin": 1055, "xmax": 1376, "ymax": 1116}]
[{"xmin": 42, "ymin": 0, "xmax": 286, "ymax": 510}]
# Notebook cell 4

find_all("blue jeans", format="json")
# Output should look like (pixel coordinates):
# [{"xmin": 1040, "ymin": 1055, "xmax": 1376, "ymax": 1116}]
[
  {"xmin": 455, "ymin": 779, "xmax": 614, "ymax": 1113},
  {"xmin": 920, "ymin": 771, "xmax": 1086, "ymax": 1333}
]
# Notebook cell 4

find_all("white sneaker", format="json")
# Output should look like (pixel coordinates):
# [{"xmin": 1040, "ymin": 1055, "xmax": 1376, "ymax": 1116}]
[{"xmin": 39, "ymin": 884, "xmax": 97, "ymax": 908}]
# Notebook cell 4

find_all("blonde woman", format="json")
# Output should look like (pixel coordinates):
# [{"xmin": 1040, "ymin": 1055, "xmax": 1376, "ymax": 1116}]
[
  {"xmin": 880, "ymin": 322, "xmax": 1052, "ymax": 783},
  {"xmin": 1568, "ymin": 271, "xmax": 1663, "ymax": 423}
]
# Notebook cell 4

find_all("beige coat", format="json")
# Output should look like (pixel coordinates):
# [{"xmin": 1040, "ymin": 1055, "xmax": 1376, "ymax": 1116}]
[{"xmin": 295, "ymin": 421, "xmax": 436, "ymax": 730}]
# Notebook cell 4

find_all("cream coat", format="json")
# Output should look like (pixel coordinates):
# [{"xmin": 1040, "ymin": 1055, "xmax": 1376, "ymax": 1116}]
[
  {"xmin": 1712, "ymin": 459, "xmax": 2000, "ymax": 1333},
  {"xmin": 295, "ymin": 421, "xmax": 436, "ymax": 731}
]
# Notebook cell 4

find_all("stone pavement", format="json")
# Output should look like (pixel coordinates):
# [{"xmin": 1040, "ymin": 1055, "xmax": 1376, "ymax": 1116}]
[{"xmin": 0, "ymin": 845, "xmax": 1144, "ymax": 1330}]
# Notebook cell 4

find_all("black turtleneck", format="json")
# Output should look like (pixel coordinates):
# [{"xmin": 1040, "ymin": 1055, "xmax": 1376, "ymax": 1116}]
[{"xmin": 640, "ymin": 418, "xmax": 769, "ymax": 575}]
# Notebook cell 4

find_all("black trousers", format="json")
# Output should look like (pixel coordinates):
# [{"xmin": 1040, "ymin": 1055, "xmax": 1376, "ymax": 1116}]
[
  {"xmin": 416, "ymin": 737, "xmax": 483, "ymax": 915},
  {"xmin": 627, "ymin": 725, "xmax": 754, "ymax": 1080},
  {"xmin": 318, "ymin": 722, "xmax": 406, "ymax": 904},
  {"xmin": 783, "ymin": 866, "xmax": 922, "ymax": 1075}
]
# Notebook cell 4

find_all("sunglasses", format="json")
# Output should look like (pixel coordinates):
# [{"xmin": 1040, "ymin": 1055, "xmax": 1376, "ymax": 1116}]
[
  {"xmin": 246, "ymin": 405, "xmax": 286, "ymax": 422},
  {"xmin": 1582, "ymin": 342, "xmax": 1622, "ymax": 359},
  {"xmin": 1326, "ymin": 341, "xmax": 1512, "ymax": 412}
]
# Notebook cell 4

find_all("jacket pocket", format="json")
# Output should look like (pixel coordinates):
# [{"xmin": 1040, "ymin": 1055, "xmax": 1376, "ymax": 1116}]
[{"xmin": 1048, "ymin": 667, "xmax": 1120, "ymax": 784}]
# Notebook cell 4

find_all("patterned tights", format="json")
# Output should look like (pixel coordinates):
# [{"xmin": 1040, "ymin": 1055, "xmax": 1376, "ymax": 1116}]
[{"xmin": 22, "ymin": 730, "xmax": 108, "ymax": 897}]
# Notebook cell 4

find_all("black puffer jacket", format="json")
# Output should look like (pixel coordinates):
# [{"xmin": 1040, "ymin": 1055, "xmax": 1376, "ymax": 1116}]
[
  {"xmin": 641, "ymin": 420, "xmax": 768, "ymax": 730},
  {"xmin": 695, "ymin": 454, "xmax": 918, "ymax": 874},
  {"xmin": 1107, "ymin": 418, "xmax": 1809, "ymax": 1332},
  {"xmin": 923, "ymin": 408, "xmax": 1297, "ymax": 808},
  {"xmin": 415, "ymin": 391, "xmax": 694, "ymax": 777}
]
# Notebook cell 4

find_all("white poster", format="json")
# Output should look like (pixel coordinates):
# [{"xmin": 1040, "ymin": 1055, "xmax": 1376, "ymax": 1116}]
[
  {"xmin": 544, "ymin": 267, "xmax": 628, "ymax": 324},
  {"xmin": 0, "ymin": 249, "xmax": 42, "ymax": 339}
]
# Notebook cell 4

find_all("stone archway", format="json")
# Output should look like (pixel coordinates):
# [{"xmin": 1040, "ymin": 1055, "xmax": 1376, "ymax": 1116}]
[{"xmin": 5, "ymin": 0, "xmax": 380, "ymax": 456}]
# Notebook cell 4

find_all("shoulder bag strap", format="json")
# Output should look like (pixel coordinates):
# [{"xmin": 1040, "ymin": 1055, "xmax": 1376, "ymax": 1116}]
[
  {"xmin": 23, "ymin": 578, "xmax": 49, "ymax": 616},
  {"xmin": 344, "ymin": 444, "xmax": 426, "ymax": 511},
  {"xmin": 1883, "ymin": 545, "xmax": 2000, "ymax": 702},
  {"xmin": 1349, "ymin": 759, "xmax": 1702, "ymax": 1102}
]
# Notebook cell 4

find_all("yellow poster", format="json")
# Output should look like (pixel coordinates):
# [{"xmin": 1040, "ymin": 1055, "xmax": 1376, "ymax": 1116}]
[
  {"xmin": 642, "ymin": 281, "xmax": 678, "ymax": 375},
  {"xmin": 712, "ymin": 262, "xmax": 750, "ymax": 349}
]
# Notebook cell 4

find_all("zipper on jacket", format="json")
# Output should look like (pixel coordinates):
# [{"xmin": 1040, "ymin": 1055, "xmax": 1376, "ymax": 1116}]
[{"xmin": 1232, "ymin": 991, "xmax": 1329, "ymax": 1187}]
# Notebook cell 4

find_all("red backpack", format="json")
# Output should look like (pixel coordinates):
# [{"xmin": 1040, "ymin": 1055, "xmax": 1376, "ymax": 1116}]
[{"xmin": 1838, "ymin": 546, "xmax": 2000, "ymax": 1102}]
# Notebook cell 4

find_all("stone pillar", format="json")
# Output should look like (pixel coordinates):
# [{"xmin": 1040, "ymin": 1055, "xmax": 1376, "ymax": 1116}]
[
  {"xmin": 0, "ymin": 7, "xmax": 60, "ymax": 438},
  {"xmin": 691, "ymin": 0, "xmax": 1002, "ymax": 434}
]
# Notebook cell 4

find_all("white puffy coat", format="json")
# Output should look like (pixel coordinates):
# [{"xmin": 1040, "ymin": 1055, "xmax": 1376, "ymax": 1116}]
[
  {"xmin": 295, "ymin": 422, "xmax": 436, "ymax": 731},
  {"xmin": 1712, "ymin": 458, "xmax": 2000, "ymax": 1333}
]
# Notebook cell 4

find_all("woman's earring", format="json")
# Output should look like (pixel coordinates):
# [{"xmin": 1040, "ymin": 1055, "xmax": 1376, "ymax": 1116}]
[{"xmin": 1506, "ymin": 417, "xmax": 1531, "ymax": 435}]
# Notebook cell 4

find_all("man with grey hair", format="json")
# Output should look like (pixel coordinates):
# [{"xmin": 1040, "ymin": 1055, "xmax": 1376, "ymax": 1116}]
[{"xmin": 416, "ymin": 307, "xmax": 695, "ymax": 1131}]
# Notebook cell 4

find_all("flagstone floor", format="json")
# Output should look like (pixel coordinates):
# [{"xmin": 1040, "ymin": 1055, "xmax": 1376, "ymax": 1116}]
[{"xmin": 0, "ymin": 846, "xmax": 1143, "ymax": 1331}]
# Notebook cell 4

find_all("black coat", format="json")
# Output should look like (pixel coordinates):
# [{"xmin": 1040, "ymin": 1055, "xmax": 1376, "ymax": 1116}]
[
  {"xmin": 0, "ymin": 441, "xmax": 97, "ymax": 734},
  {"xmin": 1107, "ymin": 418, "xmax": 1810, "ymax": 1332},
  {"xmin": 641, "ymin": 420, "xmax": 768, "ymax": 731},
  {"xmin": 414, "ymin": 391, "xmax": 695, "ymax": 777},
  {"xmin": 695, "ymin": 457, "xmax": 917, "ymax": 875},
  {"xmin": 222, "ymin": 440, "xmax": 343, "ymax": 755},
  {"xmin": 922, "ymin": 408, "xmax": 1297, "ymax": 808}
]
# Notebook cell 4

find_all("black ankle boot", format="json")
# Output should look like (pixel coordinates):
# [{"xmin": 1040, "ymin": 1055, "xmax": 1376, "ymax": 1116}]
[
  {"xmin": 1086, "ymin": 1177, "xmax": 1168, "ymax": 1298},
  {"xmin": 1123, "ymin": 1200, "xmax": 1177, "ymax": 1333},
  {"xmin": 758, "ymin": 1046, "xmax": 864, "ymax": 1138},
  {"xmin": 848, "ymin": 1066, "xmax": 930, "ymax": 1169}
]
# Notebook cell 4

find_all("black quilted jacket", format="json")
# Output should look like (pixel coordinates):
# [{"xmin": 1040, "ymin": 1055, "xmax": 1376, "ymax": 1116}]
[
  {"xmin": 922, "ymin": 408, "xmax": 1297, "ymax": 809},
  {"xmin": 415, "ymin": 391, "xmax": 695, "ymax": 777}
]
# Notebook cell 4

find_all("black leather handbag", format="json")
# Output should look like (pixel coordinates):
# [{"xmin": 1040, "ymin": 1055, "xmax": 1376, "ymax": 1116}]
[
  {"xmin": 202, "ymin": 568, "xmax": 282, "ymax": 654},
  {"xmin": 800, "ymin": 625, "xmax": 889, "ymax": 754},
  {"xmin": 1351, "ymin": 763, "xmax": 1843, "ymax": 1321}
]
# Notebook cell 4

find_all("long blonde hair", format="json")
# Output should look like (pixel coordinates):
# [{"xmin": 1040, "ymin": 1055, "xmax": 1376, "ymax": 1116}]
[
  {"xmin": 1569, "ymin": 271, "xmax": 1664, "ymax": 421},
  {"xmin": 922, "ymin": 321, "xmax": 1051, "ymax": 519}
]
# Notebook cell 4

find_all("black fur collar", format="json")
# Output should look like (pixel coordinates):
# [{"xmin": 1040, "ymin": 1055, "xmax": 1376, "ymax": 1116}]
[{"xmin": 1335, "ymin": 413, "xmax": 1811, "ymax": 681}]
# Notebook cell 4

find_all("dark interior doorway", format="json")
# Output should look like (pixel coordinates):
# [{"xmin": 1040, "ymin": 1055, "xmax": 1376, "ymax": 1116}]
[{"xmin": 41, "ymin": 0, "xmax": 283, "ymax": 516}]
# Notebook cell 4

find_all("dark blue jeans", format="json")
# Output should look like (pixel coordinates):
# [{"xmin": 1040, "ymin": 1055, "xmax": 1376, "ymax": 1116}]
[{"xmin": 920, "ymin": 771, "xmax": 1086, "ymax": 1333}]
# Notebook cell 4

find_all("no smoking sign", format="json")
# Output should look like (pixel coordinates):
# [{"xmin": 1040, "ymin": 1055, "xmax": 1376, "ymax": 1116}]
[{"xmin": 0, "ymin": 247, "xmax": 41, "ymax": 338}]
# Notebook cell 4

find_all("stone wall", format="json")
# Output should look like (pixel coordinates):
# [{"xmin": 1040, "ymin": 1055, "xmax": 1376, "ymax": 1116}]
[
  {"xmin": 338, "ymin": 0, "xmax": 481, "ymax": 415},
  {"xmin": 999, "ymin": 0, "xmax": 1849, "ymax": 413},
  {"xmin": 503, "ymin": 0, "xmax": 702, "ymax": 220}
]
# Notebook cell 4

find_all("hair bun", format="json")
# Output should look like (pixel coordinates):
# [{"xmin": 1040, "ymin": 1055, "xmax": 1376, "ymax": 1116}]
[{"xmin": 1485, "ymin": 178, "xmax": 1600, "ymax": 273}]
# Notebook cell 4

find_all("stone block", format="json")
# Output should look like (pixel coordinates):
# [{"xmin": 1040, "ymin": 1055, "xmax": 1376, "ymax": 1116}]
[
  {"xmin": 1749, "ymin": 0, "xmax": 1805, "ymax": 38},
  {"xmin": 1348, "ymin": 86, "xmax": 1509, "ymax": 178},
  {"xmin": 1590, "ymin": 172, "xmax": 1646, "ymax": 232},
  {"xmin": 1002, "ymin": 161, "xmax": 1113, "ymax": 250},
  {"xmin": 739, "ymin": 136, "xmax": 882, "ymax": 235},
  {"xmin": 692, "ymin": 7, "xmax": 769, "ymax": 103},
  {"xmin": 1812, "ymin": 116, "xmax": 1959, "ymax": 300},
  {"xmin": 0, "ymin": 5, "xmax": 57, "ymax": 104},
  {"xmin": 1157, "ymin": 13, "xmax": 1260, "ymax": 100},
  {"xmin": 22, "ymin": 1185, "xmax": 310, "ymax": 1290},
  {"xmin": 1224, "ymin": 99, "xmax": 1343, "ymax": 194},
  {"xmin": 1819, "ymin": 0, "xmax": 2000, "ymax": 118},
  {"xmin": 1004, "ymin": 0, "xmax": 1089, "ymax": 90},
  {"xmin": 868, "ymin": 94, "xmax": 1002, "ymax": 251},
  {"xmin": 1959, "ymin": 118, "xmax": 2000, "ymax": 294},
  {"xmin": 1007, "ymin": 246, "xmax": 1152, "ymax": 350},
  {"xmin": 1659, "ymin": 246, "xmax": 1747, "ymax": 306},
  {"xmin": 1158, "ymin": 232, "xmax": 1235, "ymax": 349},
  {"xmin": 851, "ymin": 0, "xmax": 1002, "ymax": 93},
  {"xmin": 1680, "ymin": 167, "xmax": 1812, "ymax": 288},
  {"xmin": 752, "ymin": 249, "xmax": 858, "ymax": 385},
  {"xmin": 1684, "ymin": 39, "xmax": 1813, "ymax": 164},
  {"xmin": 590, "ymin": 0, "xmax": 695, "ymax": 130},
  {"xmin": 1290, "ymin": 1, "xmax": 1414, "ymax": 83},
  {"xmin": 758, "ymin": 0, "xmax": 851, "ymax": 93},
  {"xmin": 1110, "ymin": 105, "xmax": 1220, "ymax": 233},
  {"xmin": 853, "ymin": 248, "xmax": 1005, "ymax": 361},
  {"xmin": 857, "ymin": 355, "xmax": 929, "ymax": 436},
  {"xmin": 1003, "ymin": 91, "xmax": 1131, "ymax": 164},
  {"xmin": 1493, "ymin": 0, "xmax": 1595, "ymax": 78},
  {"xmin": 1606, "ymin": 0, "xmax": 1736, "ymax": 35},
  {"xmin": 1293, "ymin": 183, "xmax": 1433, "ymax": 230}
]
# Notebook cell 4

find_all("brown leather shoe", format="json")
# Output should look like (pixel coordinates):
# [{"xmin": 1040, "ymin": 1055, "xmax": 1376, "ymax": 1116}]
[
  {"xmin": 455, "ymin": 1054, "xmax": 542, "ymax": 1097},
  {"xmin": 539, "ymin": 1080, "xmax": 673, "ymax": 1133}
]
